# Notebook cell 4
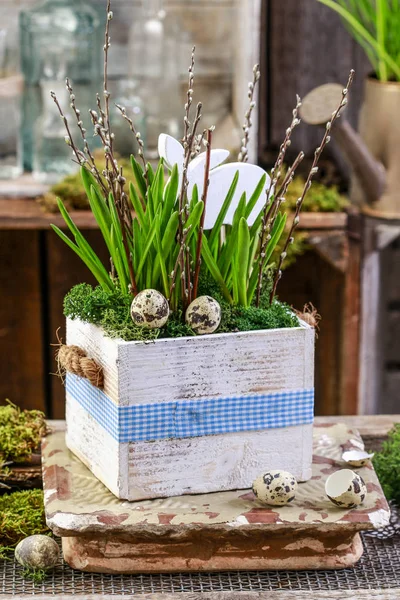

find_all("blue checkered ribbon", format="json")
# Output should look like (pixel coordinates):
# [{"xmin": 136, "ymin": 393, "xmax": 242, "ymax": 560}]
[{"xmin": 66, "ymin": 373, "xmax": 314, "ymax": 443}]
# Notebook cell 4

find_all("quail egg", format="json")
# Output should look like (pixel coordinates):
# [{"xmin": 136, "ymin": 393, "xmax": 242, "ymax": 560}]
[
  {"xmin": 325, "ymin": 469, "xmax": 367, "ymax": 508},
  {"xmin": 15, "ymin": 535, "xmax": 59, "ymax": 570},
  {"xmin": 252, "ymin": 470, "xmax": 298, "ymax": 506},
  {"xmin": 130, "ymin": 289, "xmax": 169, "ymax": 329},
  {"xmin": 185, "ymin": 295, "xmax": 221, "ymax": 335},
  {"xmin": 342, "ymin": 449, "xmax": 374, "ymax": 467}
]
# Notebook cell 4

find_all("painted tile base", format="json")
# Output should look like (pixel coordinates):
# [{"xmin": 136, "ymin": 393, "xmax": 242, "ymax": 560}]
[
  {"xmin": 61, "ymin": 531, "xmax": 364, "ymax": 573},
  {"xmin": 42, "ymin": 423, "xmax": 390, "ymax": 573}
]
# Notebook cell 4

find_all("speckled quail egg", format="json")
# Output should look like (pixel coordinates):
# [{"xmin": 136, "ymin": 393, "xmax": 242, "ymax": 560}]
[
  {"xmin": 15, "ymin": 535, "xmax": 59, "ymax": 570},
  {"xmin": 325, "ymin": 469, "xmax": 367, "ymax": 508},
  {"xmin": 185, "ymin": 295, "xmax": 221, "ymax": 335},
  {"xmin": 342, "ymin": 450, "xmax": 374, "ymax": 467},
  {"xmin": 130, "ymin": 289, "xmax": 169, "ymax": 329},
  {"xmin": 252, "ymin": 470, "xmax": 298, "ymax": 506}
]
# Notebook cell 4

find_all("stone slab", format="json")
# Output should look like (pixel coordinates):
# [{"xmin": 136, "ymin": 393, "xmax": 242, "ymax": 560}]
[{"xmin": 42, "ymin": 423, "xmax": 390, "ymax": 573}]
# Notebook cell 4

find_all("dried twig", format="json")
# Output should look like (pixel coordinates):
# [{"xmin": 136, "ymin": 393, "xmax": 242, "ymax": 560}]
[
  {"xmin": 238, "ymin": 64, "xmax": 261, "ymax": 162},
  {"xmin": 269, "ymin": 70, "xmax": 355, "ymax": 304},
  {"xmin": 255, "ymin": 96, "xmax": 302, "ymax": 306},
  {"xmin": 193, "ymin": 127, "xmax": 213, "ymax": 299}
]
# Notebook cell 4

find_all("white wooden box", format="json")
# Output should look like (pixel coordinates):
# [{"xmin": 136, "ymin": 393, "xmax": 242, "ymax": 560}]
[{"xmin": 65, "ymin": 318, "xmax": 315, "ymax": 501}]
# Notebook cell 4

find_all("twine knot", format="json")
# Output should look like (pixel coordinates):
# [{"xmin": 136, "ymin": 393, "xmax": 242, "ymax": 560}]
[{"xmin": 57, "ymin": 344, "xmax": 104, "ymax": 389}]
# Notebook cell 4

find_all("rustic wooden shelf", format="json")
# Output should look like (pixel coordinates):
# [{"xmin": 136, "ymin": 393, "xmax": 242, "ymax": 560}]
[{"xmin": 0, "ymin": 195, "xmax": 348, "ymax": 231}]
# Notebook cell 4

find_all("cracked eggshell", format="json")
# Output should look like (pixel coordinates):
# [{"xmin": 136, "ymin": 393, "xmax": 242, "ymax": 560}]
[
  {"xmin": 15, "ymin": 535, "xmax": 60, "ymax": 570},
  {"xmin": 252, "ymin": 470, "xmax": 298, "ymax": 506},
  {"xmin": 342, "ymin": 449, "xmax": 374, "ymax": 467},
  {"xmin": 130, "ymin": 289, "xmax": 169, "ymax": 329},
  {"xmin": 325, "ymin": 469, "xmax": 367, "ymax": 509},
  {"xmin": 185, "ymin": 295, "xmax": 221, "ymax": 335}
]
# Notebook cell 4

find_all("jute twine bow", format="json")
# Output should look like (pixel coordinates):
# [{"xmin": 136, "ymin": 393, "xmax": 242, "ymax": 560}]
[
  {"xmin": 294, "ymin": 302, "xmax": 321, "ymax": 333},
  {"xmin": 56, "ymin": 344, "xmax": 104, "ymax": 389}
]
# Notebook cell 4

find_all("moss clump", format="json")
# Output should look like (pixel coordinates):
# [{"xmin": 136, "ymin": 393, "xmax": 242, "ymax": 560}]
[
  {"xmin": 0, "ymin": 490, "xmax": 49, "ymax": 558},
  {"xmin": 373, "ymin": 424, "xmax": 400, "ymax": 504},
  {"xmin": 64, "ymin": 279, "xmax": 299, "ymax": 342},
  {"xmin": 0, "ymin": 402, "xmax": 47, "ymax": 466}
]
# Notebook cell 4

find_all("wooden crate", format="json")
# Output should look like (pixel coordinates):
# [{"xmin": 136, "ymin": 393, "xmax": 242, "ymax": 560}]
[{"xmin": 65, "ymin": 317, "xmax": 314, "ymax": 500}]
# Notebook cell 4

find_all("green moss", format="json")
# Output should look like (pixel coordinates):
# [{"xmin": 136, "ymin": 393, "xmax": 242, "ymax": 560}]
[
  {"xmin": 373, "ymin": 424, "xmax": 400, "ymax": 504},
  {"xmin": 64, "ymin": 277, "xmax": 299, "ymax": 342},
  {"xmin": 0, "ymin": 490, "xmax": 49, "ymax": 557},
  {"xmin": 0, "ymin": 402, "xmax": 47, "ymax": 465},
  {"xmin": 285, "ymin": 172, "xmax": 349, "ymax": 213}
]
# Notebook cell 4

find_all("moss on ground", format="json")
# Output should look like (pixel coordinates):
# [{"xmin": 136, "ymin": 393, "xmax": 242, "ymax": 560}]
[
  {"xmin": 373, "ymin": 424, "xmax": 400, "ymax": 504},
  {"xmin": 0, "ymin": 402, "xmax": 48, "ymax": 466},
  {"xmin": 0, "ymin": 489, "xmax": 49, "ymax": 558},
  {"xmin": 64, "ymin": 278, "xmax": 300, "ymax": 343}
]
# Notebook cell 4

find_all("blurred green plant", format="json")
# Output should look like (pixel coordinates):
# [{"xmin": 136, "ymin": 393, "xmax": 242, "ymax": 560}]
[
  {"xmin": 317, "ymin": 0, "xmax": 400, "ymax": 81},
  {"xmin": 373, "ymin": 424, "xmax": 400, "ymax": 504}
]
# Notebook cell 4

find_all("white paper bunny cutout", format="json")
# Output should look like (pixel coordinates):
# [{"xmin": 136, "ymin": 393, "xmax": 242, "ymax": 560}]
[{"xmin": 158, "ymin": 134, "xmax": 271, "ymax": 230}]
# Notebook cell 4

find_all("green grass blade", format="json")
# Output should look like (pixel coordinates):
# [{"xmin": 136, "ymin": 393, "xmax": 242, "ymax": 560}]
[
  {"xmin": 129, "ymin": 182, "xmax": 146, "ymax": 228},
  {"xmin": 151, "ymin": 159, "xmax": 165, "ymax": 212},
  {"xmin": 51, "ymin": 225, "xmax": 114, "ymax": 292},
  {"xmin": 56, "ymin": 198, "xmax": 111, "ymax": 281},
  {"xmin": 130, "ymin": 155, "xmax": 147, "ymax": 202},
  {"xmin": 244, "ymin": 174, "xmax": 267, "ymax": 219},
  {"xmin": 162, "ymin": 164, "xmax": 179, "ymax": 227},
  {"xmin": 237, "ymin": 217, "xmax": 250, "ymax": 307},
  {"xmin": 208, "ymin": 170, "xmax": 239, "ymax": 251},
  {"xmin": 136, "ymin": 208, "xmax": 160, "ymax": 280},
  {"xmin": 201, "ymin": 236, "xmax": 233, "ymax": 304},
  {"xmin": 110, "ymin": 224, "xmax": 128, "ymax": 294}
]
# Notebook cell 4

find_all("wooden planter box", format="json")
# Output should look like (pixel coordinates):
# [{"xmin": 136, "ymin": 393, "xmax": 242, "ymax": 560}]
[{"xmin": 65, "ymin": 318, "xmax": 315, "ymax": 501}]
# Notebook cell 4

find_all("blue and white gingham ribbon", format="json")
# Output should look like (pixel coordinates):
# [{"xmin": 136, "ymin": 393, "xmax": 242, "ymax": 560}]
[{"xmin": 66, "ymin": 373, "xmax": 314, "ymax": 443}]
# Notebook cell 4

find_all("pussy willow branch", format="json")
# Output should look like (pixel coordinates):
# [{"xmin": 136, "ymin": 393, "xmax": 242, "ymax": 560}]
[
  {"xmin": 270, "ymin": 69, "xmax": 355, "ymax": 304},
  {"xmin": 193, "ymin": 127, "xmax": 213, "ymax": 299},
  {"xmin": 254, "ymin": 150, "xmax": 304, "ymax": 307},
  {"xmin": 238, "ymin": 64, "xmax": 261, "ymax": 163},
  {"xmin": 255, "ymin": 96, "xmax": 302, "ymax": 306},
  {"xmin": 103, "ymin": 1, "xmax": 113, "ymax": 154},
  {"xmin": 183, "ymin": 46, "xmax": 195, "ymax": 153},
  {"xmin": 169, "ymin": 225, "xmax": 192, "ymax": 300},
  {"xmin": 64, "ymin": 79, "xmax": 109, "ymax": 197},
  {"xmin": 178, "ymin": 101, "xmax": 202, "ymax": 308},
  {"xmin": 115, "ymin": 104, "xmax": 148, "ymax": 190}
]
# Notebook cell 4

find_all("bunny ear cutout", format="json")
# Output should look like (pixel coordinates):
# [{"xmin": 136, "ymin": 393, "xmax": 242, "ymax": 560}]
[
  {"xmin": 199, "ymin": 163, "xmax": 271, "ymax": 230},
  {"xmin": 188, "ymin": 149, "xmax": 230, "ymax": 176},
  {"xmin": 158, "ymin": 134, "xmax": 184, "ymax": 171}
]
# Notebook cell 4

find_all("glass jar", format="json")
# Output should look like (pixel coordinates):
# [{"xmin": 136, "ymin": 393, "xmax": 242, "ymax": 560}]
[
  {"xmin": 19, "ymin": 0, "xmax": 103, "ymax": 85},
  {"xmin": 128, "ymin": 0, "xmax": 181, "ymax": 157},
  {"xmin": 32, "ymin": 79, "xmax": 79, "ymax": 183},
  {"xmin": 0, "ymin": 29, "xmax": 23, "ymax": 179}
]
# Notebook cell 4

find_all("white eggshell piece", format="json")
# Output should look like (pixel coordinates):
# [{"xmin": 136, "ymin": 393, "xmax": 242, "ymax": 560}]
[
  {"xmin": 325, "ymin": 469, "xmax": 367, "ymax": 509},
  {"xmin": 252, "ymin": 470, "xmax": 298, "ymax": 506},
  {"xmin": 130, "ymin": 289, "xmax": 169, "ymax": 329},
  {"xmin": 342, "ymin": 450, "xmax": 375, "ymax": 467},
  {"xmin": 185, "ymin": 295, "xmax": 221, "ymax": 335}
]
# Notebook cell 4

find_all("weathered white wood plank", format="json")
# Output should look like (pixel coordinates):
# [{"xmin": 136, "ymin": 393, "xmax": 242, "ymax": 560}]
[
  {"xmin": 67, "ymin": 394, "xmax": 312, "ymax": 500},
  {"xmin": 127, "ymin": 424, "xmax": 313, "ymax": 499}
]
